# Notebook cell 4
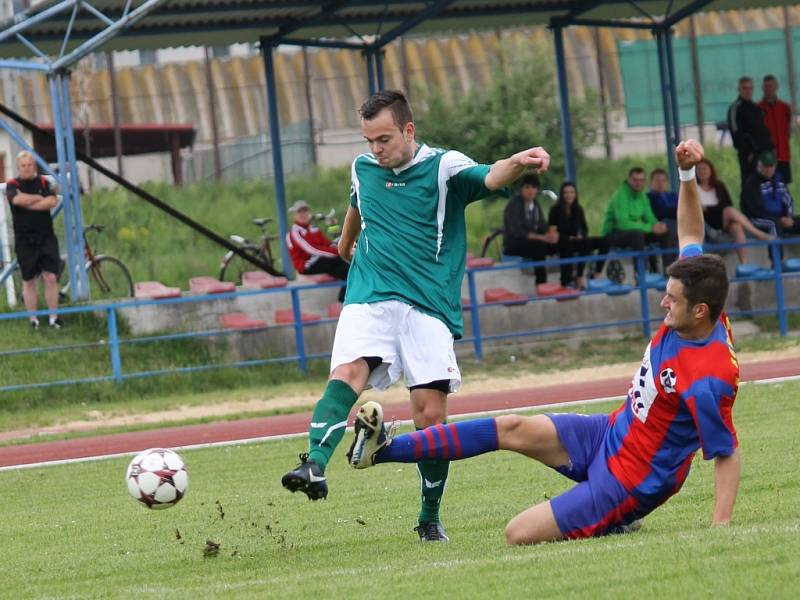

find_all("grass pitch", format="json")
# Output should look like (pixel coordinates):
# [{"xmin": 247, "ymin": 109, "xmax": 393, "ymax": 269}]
[{"xmin": 1, "ymin": 381, "xmax": 799, "ymax": 599}]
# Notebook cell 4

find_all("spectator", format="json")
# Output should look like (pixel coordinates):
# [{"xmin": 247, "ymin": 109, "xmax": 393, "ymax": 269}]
[
  {"xmin": 696, "ymin": 158, "xmax": 772, "ymax": 264},
  {"xmin": 5, "ymin": 151, "xmax": 62, "ymax": 329},
  {"xmin": 647, "ymin": 168, "xmax": 678, "ymax": 236},
  {"xmin": 741, "ymin": 151, "xmax": 800, "ymax": 238},
  {"xmin": 548, "ymin": 182, "xmax": 608, "ymax": 289},
  {"xmin": 601, "ymin": 166, "xmax": 675, "ymax": 273},
  {"xmin": 285, "ymin": 200, "xmax": 349, "ymax": 301},
  {"xmin": 727, "ymin": 76, "xmax": 773, "ymax": 187},
  {"xmin": 758, "ymin": 74, "xmax": 793, "ymax": 184},
  {"xmin": 502, "ymin": 173, "xmax": 558, "ymax": 285}
]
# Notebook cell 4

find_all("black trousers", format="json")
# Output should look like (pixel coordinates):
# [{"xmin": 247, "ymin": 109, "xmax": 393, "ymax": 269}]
[
  {"xmin": 738, "ymin": 151, "xmax": 757, "ymax": 189},
  {"xmin": 556, "ymin": 236, "xmax": 609, "ymax": 286},
  {"xmin": 605, "ymin": 229, "xmax": 677, "ymax": 274},
  {"xmin": 503, "ymin": 238, "xmax": 553, "ymax": 284},
  {"xmin": 304, "ymin": 256, "xmax": 349, "ymax": 302}
]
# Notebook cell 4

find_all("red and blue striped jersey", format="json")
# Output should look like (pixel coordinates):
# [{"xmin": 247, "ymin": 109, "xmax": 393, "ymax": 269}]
[{"xmin": 606, "ymin": 309, "xmax": 739, "ymax": 504}]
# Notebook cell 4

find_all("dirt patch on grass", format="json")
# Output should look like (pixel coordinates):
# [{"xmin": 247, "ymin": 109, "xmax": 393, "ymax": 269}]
[{"xmin": 3, "ymin": 347, "xmax": 798, "ymax": 443}]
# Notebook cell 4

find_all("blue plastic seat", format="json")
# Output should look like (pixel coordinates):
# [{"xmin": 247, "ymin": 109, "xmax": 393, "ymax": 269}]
[
  {"xmin": 586, "ymin": 278, "xmax": 613, "ymax": 291},
  {"xmin": 605, "ymin": 284, "xmax": 634, "ymax": 296},
  {"xmin": 500, "ymin": 253, "xmax": 524, "ymax": 263},
  {"xmin": 784, "ymin": 258, "xmax": 800, "ymax": 272},
  {"xmin": 735, "ymin": 264, "xmax": 761, "ymax": 278}
]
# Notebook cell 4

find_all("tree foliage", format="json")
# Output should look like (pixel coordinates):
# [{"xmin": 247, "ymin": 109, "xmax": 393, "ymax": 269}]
[{"xmin": 415, "ymin": 38, "xmax": 601, "ymax": 183}]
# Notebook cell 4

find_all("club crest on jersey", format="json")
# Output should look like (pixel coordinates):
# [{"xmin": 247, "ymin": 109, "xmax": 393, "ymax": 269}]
[
  {"xmin": 385, "ymin": 181, "xmax": 406, "ymax": 188},
  {"xmin": 659, "ymin": 368, "xmax": 677, "ymax": 393}
]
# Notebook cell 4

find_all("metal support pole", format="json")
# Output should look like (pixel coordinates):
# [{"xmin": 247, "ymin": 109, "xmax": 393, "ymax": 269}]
[
  {"xmin": 203, "ymin": 46, "xmax": 222, "ymax": 181},
  {"xmin": 770, "ymin": 242, "xmax": 788, "ymax": 336},
  {"xmin": 553, "ymin": 26, "xmax": 577, "ymax": 183},
  {"xmin": 301, "ymin": 46, "xmax": 318, "ymax": 166},
  {"xmin": 635, "ymin": 254, "xmax": 651, "ymax": 338},
  {"xmin": 467, "ymin": 271, "xmax": 483, "ymax": 361},
  {"xmin": 107, "ymin": 306, "xmax": 123, "ymax": 383},
  {"xmin": 688, "ymin": 16, "xmax": 705, "ymax": 145},
  {"xmin": 290, "ymin": 289, "xmax": 308, "ymax": 372},
  {"xmin": 48, "ymin": 75, "xmax": 78, "ymax": 303},
  {"xmin": 375, "ymin": 47, "xmax": 385, "ymax": 91},
  {"xmin": 664, "ymin": 29, "xmax": 682, "ymax": 148},
  {"xmin": 259, "ymin": 40, "xmax": 294, "ymax": 278},
  {"xmin": 59, "ymin": 72, "xmax": 89, "ymax": 300},
  {"xmin": 783, "ymin": 6, "xmax": 798, "ymax": 129},
  {"xmin": 593, "ymin": 28, "xmax": 612, "ymax": 159},
  {"xmin": 400, "ymin": 36, "xmax": 411, "ymax": 97},
  {"xmin": 106, "ymin": 51, "xmax": 124, "ymax": 177},
  {"xmin": 365, "ymin": 48, "xmax": 377, "ymax": 95},
  {"xmin": 655, "ymin": 30, "xmax": 679, "ymax": 192}
]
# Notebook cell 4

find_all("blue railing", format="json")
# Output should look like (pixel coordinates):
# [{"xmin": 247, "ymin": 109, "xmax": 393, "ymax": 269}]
[{"xmin": 1, "ymin": 238, "xmax": 798, "ymax": 394}]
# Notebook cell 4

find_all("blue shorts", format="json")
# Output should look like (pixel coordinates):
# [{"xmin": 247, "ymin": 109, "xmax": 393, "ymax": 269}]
[{"xmin": 547, "ymin": 413, "xmax": 657, "ymax": 539}]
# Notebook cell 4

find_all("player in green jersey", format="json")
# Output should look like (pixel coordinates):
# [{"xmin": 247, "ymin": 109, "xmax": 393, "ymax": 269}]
[{"xmin": 282, "ymin": 90, "xmax": 550, "ymax": 541}]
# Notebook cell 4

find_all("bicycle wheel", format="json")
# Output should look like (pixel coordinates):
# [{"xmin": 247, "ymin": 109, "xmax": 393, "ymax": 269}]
[
  {"xmin": 219, "ymin": 246, "xmax": 264, "ymax": 284},
  {"xmin": 480, "ymin": 228, "xmax": 504, "ymax": 259},
  {"xmin": 89, "ymin": 255, "xmax": 134, "ymax": 300}
]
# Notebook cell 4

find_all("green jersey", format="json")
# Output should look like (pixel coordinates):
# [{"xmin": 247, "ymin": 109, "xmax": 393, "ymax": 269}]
[{"xmin": 346, "ymin": 143, "xmax": 492, "ymax": 338}]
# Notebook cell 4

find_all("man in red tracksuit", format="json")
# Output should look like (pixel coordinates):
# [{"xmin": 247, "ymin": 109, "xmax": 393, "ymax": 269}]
[
  {"xmin": 286, "ymin": 200, "xmax": 349, "ymax": 301},
  {"xmin": 758, "ymin": 74, "xmax": 793, "ymax": 183}
]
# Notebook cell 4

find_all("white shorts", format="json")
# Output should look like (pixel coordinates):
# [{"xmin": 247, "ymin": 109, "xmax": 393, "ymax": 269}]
[{"xmin": 330, "ymin": 300, "xmax": 461, "ymax": 393}]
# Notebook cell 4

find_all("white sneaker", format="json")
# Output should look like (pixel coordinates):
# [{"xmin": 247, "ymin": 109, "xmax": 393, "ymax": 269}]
[{"xmin": 347, "ymin": 401, "xmax": 395, "ymax": 469}]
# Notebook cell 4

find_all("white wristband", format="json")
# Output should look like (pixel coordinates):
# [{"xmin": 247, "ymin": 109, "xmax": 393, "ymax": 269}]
[{"xmin": 678, "ymin": 166, "xmax": 696, "ymax": 182}]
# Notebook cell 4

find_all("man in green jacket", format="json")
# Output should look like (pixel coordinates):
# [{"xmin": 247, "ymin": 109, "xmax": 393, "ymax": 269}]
[{"xmin": 601, "ymin": 167, "xmax": 676, "ymax": 273}]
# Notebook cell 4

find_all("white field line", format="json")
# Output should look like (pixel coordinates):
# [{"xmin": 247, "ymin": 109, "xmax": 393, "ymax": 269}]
[{"xmin": 1, "ymin": 374, "xmax": 797, "ymax": 473}]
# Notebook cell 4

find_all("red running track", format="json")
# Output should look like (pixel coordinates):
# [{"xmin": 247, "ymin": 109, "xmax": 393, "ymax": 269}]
[{"xmin": 1, "ymin": 357, "xmax": 797, "ymax": 469}]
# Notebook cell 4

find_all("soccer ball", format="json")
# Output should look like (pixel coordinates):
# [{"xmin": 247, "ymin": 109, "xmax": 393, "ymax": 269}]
[{"xmin": 125, "ymin": 448, "xmax": 189, "ymax": 509}]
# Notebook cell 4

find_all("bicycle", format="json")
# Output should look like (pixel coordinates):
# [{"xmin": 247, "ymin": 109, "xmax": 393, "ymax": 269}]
[
  {"xmin": 6, "ymin": 224, "xmax": 134, "ymax": 304},
  {"xmin": 219, "ymin": 211, "xmax": 340, "ymax": 283},
  {"xmin": 59, "ymin": 224, "xmax": 134, "ymax": 301}
]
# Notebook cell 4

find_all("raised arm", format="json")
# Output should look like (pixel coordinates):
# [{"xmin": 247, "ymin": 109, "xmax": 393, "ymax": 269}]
[
  {"xmin": 712, "ymin": 448, "xmax": 740, "ymax": 525},
  {"xmin": 485, "ymin": 147, "xmax": 550, "ymax": 191},
  {"xmin": 675, "ymin": 140, "xmax": 706, "ymax": 249},
  {"xmin": 337, "ymin": 205, "xmax": 361, "ymax": 262}
]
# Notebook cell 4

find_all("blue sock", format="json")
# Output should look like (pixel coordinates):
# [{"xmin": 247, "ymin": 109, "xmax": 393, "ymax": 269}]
[{"xmin": 376, "ymin": 418, "xmax": 498, "ymax": 463}]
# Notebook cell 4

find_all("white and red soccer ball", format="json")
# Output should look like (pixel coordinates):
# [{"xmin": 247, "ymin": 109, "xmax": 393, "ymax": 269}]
[{"xmin": 126, "ymin": 448, "xmax": 189, "ymax": 509}]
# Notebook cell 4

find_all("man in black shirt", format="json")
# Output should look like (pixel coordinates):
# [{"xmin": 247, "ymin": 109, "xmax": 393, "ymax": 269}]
[
  {"xmin": 502, "ymin": 174, "xmax": 558, "ymax": 285},
  {"xmin": 6, "ymin": 151, "xmax": 62, "ymax": 329},
  {"xmin": 727, "ymin": 76, "xmax": 773, "ymax": 187}
]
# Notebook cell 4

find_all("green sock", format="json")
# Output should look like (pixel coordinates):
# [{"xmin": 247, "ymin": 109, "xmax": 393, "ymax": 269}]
[
  {"xmin": 307, "ymin": 379, "xmax": 359, "ymax": 471},
  {"xmin": 417, "ymin": 457, "xmax": 450, "ymax": 524}
]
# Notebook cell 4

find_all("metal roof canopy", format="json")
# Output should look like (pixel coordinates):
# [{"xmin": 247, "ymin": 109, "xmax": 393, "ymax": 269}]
[{"xmin": 0, "ymin": 0, "xmax": 786, "ymax": 305}]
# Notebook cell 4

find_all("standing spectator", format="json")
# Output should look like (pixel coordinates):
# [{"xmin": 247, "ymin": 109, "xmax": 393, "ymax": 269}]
[
  {"xmin": 5, "ymin": 151, "xmax": 62, "ymax": 329},
  {"xmin": 502, "ymin": 174, "xmax": 558, "ymax": 285},
  {"xmin": 548, "ymin": 182, "xmax": 608, "ymax": 289},
  {"xmin": 741, "ymin": 151, "xmax": 800, "ymax": 238},
  {"xmin": 285, "ymin": 200, "xmax": 349, "ymax": 302},
  {"xmin": 727, "ymin": 76, "xmax": 773, "ymax": 187},
  {"xmin": 696, "ymin": 159, "xmax": 772, "ymax": 264},
  {"xmin": 758, "ymin": 74, "xmax": 793, "ymax": 184},
  {"xmin": 601, "ymin": 167, "xmax": 675, "ymax": 273}
]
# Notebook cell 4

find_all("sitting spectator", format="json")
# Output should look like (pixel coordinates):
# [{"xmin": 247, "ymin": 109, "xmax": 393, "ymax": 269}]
[
  {"xmin": 741, "ymin": 151, "xmax": 800, "ymax": 238},
  {"xmin": 601, "ymin": 167, "xmax": 676, "ymax": 273},
  {"xmin": 696, "ymin": 158, "xmax": 772, "ymax": 264},
  {"xmin": 647, "ymin": 168, "xmax": 678, "ymax": 237},
  {"xmin": 285, "ymin": 200, "xmax": 349, "ymax": 301},
  {"xmin": 502, "ymin": 174, "xmax": 558, "ymax": 285},
  {"xmin": 548, "ymin": 182, "xmax": 608, "ymax": 289}
]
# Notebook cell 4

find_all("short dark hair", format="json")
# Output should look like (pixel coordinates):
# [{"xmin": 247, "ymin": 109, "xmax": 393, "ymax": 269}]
[
  {"xmin": 628, "ymin": 167, "xmax": 645, "ymax": 177},
  {"xmin": 520, "ymin": 174, "xmax": 540, "ymax": 188},
  {"xmin": 650, "ymin": 168, "xmax": 668, "ymax": 180},
  {"xmin": 739, "ymin": 76, "xmax": 753, "ymax": 86},
  {"xmin": 666, "ymin": 254, "xmax": 729, "ymax": 322},
  {"xmin": 359, "ymin": 90, "xmax": 413, "ymax": 130},
  {"xmin": 763, "ymin": 74, "xmax": 777, "ymax": 83}
]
